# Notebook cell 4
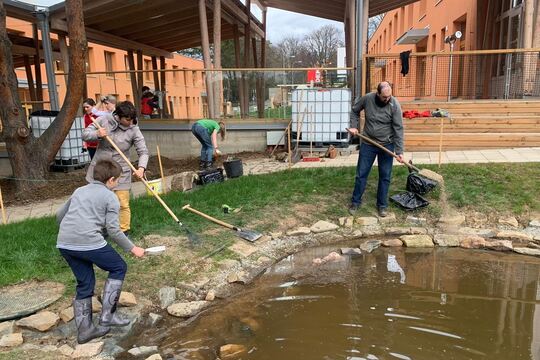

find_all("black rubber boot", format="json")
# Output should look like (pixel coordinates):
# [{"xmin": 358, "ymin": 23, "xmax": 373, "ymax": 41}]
[
  {"xmin": 99, "ymin": 279, "xmax": 130, "ymax": 327},
  {"xmin": 205, "ymin": 161, "xmax": 214, "ymax": 170},
  {"xmin": 73, "ymin": 298, "xmax": 109, "ymax": 344},
  {"xmin": 199, "ymin": 160, "xmax": 206, "ymax": 170}
]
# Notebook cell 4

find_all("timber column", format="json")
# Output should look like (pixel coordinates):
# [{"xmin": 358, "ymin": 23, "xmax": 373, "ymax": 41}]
[{"xmin": 35, "ymin": 9, "xmax": 60, "ymax": 111}]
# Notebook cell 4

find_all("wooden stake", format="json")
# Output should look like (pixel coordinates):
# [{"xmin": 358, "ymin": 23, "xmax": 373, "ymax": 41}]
[
  {"xmin": 157, "ymin": 145, "xmax": 166, "ymax": 193},
  {"xmin": 287, "ymin": 124, "xmax": 292, "ymax": 169},
  {"xmin": 0, "ymin": 185, "xmax": 6, "ymax": 225},
  {"xmin": 438, "ymin": 117, "xmax": 444, "ymax": 168}
]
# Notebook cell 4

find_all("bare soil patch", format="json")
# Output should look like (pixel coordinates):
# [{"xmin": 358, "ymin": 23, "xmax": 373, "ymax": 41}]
[{"xmin": 1, "ymin": 152, "xmax": 267, "ymax": 207}]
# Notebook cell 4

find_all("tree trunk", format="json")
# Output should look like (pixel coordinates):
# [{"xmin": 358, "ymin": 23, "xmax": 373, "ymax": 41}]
[{"xmin": 0, "ymin": 0, "xmax": 87, "ymax": 191}]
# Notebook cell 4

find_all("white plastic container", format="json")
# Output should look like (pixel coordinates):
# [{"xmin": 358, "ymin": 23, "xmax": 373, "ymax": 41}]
[
  {"xmin": 291, "ymin": 88, "xmax": 351, "ymax": 146},
  {"xmin": 30, "ymin": 112, "xmax": 90, "ymax": 169}
]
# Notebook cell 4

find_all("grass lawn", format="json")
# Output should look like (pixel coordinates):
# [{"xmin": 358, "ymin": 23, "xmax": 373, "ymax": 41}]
[{"xmin": 1, "ymin": 162, "xmax": 539, "ymax": 298}]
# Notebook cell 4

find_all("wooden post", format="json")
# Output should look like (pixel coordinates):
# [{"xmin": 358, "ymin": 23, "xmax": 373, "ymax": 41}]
[
  {"xmin": 157, "ymin": 145, "xmax": 166, "ymax": 193},
  {"xmin": 287, "ymin": 124, "xmax": 292, "ymax": 169},
  {"xmin": 136, "ymin": 50, "xmax": 144, "ymax": 97},
  {"xmin": 233, "ymin": 24, "xmax": 245, "ymax": 118},
  {"xmin": 23, "ymin": 55, "xmax": 37, "ymax": 104},
  {"xmin": 243, "ymin": 0, "xmax": 252, "ymax": 117},
  {"xmin": 127, "ymin": 50, "xmax": 140, "ymax": 114},
  {"xmin": 348, "ymin": 0, "xmax": 356, "ymax": 97},
  {"xmin": 159, "ymin": 56, "xmax": 169, "ymax": 118},
  {"xmin": 58, "ymin": 35, "xmax": 70, "ymax": 101},
  {"xmin": 523, "ymin": 0, "xmax": 535, "ymax": 94},
  {"xmin": 258, "ymin": 9, "xmax": 267, "ymax": 118},
  {"xmin": 213, "ymin": 0, "xmax": 222, "ymax": 119},
  {"xmin": 32, "ymin": 24, "xmax": 43, "ymax": 110},
  {"xmin": 438, "ymin": 117, "xmax": 444, "ymax": 168},
  {"xmin": 151, "ymin": 56, "xmax": 160, "ymax": 92},
  {"xmin": 0, "ymin": 185, "xmax": 6, "ymax": 225},
  {"xmin": 199, "ymin": 0, "xmax": 215, "ymax": 119}
]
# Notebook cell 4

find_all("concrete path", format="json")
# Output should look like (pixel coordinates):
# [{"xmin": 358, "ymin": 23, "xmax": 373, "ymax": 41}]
[{"xmin": 3, "ymin": 147, "xmax": 539, "ymax": 224}]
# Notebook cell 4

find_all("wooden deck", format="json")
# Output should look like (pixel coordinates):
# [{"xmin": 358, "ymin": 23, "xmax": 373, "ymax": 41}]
[{"xmin": 401, "ymin": 100, "xmax": 540, "ymax": 151}]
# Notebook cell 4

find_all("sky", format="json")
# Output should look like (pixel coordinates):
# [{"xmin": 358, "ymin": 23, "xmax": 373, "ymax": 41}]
[{"xmin": 15, "ymin": 0, "xmax": 344, "ymax": 43}]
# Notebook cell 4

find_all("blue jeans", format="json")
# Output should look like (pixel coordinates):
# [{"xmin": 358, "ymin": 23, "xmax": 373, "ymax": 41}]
[
  {"xmin": 191, "ymin": 123, "xmax": 213, "ymax": 162},
  {"xmin": 351, "ymin": 142, "xmax": 395, "ymax": 209},
  {"xmin": 59, "ymin": 244, "xmax": 127, "ymax": 300}
]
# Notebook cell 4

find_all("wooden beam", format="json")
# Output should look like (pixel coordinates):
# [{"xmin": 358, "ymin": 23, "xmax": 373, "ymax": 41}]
[
  {"xmin": 32, "ymin": 24, "xmax": 43, "ymax": 108},
  {"xmin": 233, "ymin": 24, "xmax": 245, "ymax": 117},
  {"xmin": 113, "ymin": 13, "xmax": 199, "ymax": 38},
  {"xmin": 23, "ymin": 55, "xmax": 37, "ymax": 103},
  {"xmin": 199, "ymin": 0, "xmax": 215, "ymax": 119},
  {"xmin": 136, "ymin": 50, "xmax": 144, "ymax": 95},
  {"xmin": 50, "ymin": 18, "xmax": 173, "ymax": 58},
  {"xmin": 84, "ymin": 0, "xmax": 183, "ymax": 27},
  {"xmin": 127, "ymin": 50, "xmax": 140, "ymax": 114},
  {"xmin": 257, "ymin": 9, "xmax": 267, "ymax": 118},
  {"xmin": 214, "ymin": 0, "xmax": 222, "ymax": 118},
  {"xmin": 243, "ymin": 0, "xmax": 251, "ymax": 117},
  {"xmin": 151, "ymin": 56, "xmax": 160, "ymax": 92},
  {"xmin": 159, "ymin": 56, "xmax": 169, "ymax": 118}
]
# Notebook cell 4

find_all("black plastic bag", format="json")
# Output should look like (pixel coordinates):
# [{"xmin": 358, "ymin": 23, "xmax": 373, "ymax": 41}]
[
  {"xmin": 390, "ymin": 192, "xmax": 430, "ymax": 211},
  {"xmin": 197, "ymin": 168, "xmax": 224, "ymax": 185},
  {"xmin": 406, "ymin": 172, "xmax": 438, "ymax": 195}
]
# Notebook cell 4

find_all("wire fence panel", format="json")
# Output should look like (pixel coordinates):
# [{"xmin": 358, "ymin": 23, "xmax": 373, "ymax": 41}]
[{"xmin": 366, "ymin": 50, "xmax": 540, "ymax": 100}]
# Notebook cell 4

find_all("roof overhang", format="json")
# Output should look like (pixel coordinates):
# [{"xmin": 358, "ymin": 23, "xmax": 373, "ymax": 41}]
[{"xmin": 396, "ymin": 28, "xmax": 429, "ymax": 45}]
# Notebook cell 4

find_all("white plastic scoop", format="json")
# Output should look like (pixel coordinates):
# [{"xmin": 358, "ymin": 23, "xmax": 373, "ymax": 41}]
[{"xmin": 145, "ymin": 246, "xmax": 166, "ymax": 255}]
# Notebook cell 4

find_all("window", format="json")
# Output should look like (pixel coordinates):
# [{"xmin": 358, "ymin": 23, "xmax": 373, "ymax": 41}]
[
  {"xmin": 389, "ymin": 22, "xmax": 393, "ymax": 47},
  {"xmin": 419, "ymin": 0, "xmax": 427, "ymax": 17},
  {"xmin": 431, "ymin": 34, "xmax": 437, "ymax": 51},
  {"xmin": 440, "ymin": 27, "xmax": 447, "ymax": 50},
  {"xmin": 124, "ymin": 55, "xmax": 131, "ymax": 79},
  {"xmin": 172, "ymin": 65, "xmax": 179, "ymax": 82},
  {"xmin": 144, "ymin": 60, "xmax": 152, "ymax": 81},
  {"xmin": 55, "ymin": 60, "xmax": 63, "ymax": 72},
  {"xmin": 399, "ymin": 7, "xmax": 405, "ymax": 35},
  {"xmin": 408, "ymin": 3, "xmax": 414, "ymax": 29},
  {"xmin": 104, "ymin": 51, "xmax": 115, "ymax": 77},
  {"xmin": 86, "ymin": 48, "xmax": 93, "ymax": 72}
]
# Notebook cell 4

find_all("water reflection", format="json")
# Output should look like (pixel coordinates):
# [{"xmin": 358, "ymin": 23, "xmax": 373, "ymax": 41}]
[{"xmin": 127, "ymin": 246, "xmax": 540, "ymax": 360}]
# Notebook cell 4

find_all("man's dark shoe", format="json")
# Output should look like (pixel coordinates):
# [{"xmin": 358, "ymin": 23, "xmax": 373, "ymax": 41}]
[
  {"xmin": 378, "ymin": 208, "xmax": 388, "ymax": 218},
  {"xmin": 348, "ymin": 204, "xmax": 360, "ymax": 215}
]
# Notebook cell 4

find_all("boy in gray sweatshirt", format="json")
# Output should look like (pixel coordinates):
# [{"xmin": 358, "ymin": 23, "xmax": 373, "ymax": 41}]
[{"xmin": 57, "ymin": 159, "xmax": 145, "ymax": 344}]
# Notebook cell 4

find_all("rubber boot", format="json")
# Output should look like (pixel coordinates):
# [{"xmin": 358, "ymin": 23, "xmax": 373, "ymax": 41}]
[
  {"xmin": 199, "ymin": 160, "xmax": 206, "ymax": 170},
  {"xmin": 73, "ymin": 298, "xmax": 110, "ymax": 344},
  {"xmin": 99, "ymin": 279, "xmax": 130, "ymax": 327},
  {"xmin": 205, "ymin": 161, "xmax": 214, "ymax": 170}
]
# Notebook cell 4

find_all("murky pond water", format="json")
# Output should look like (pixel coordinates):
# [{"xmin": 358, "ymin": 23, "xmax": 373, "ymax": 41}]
[{"xmin": 130, "ymin": 245, "xmax": 540, "ymax": 360}]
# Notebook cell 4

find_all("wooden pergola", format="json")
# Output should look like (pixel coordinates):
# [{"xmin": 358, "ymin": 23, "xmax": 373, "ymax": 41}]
[{"xmin": 5, "ymin": 0, "xmax": 419, "ymax": 118}]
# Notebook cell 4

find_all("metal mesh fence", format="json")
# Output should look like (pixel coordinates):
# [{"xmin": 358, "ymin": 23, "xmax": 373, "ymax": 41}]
[{"xmin": 366, "ymin": 51, "xmax": 540, "ymax": 100}]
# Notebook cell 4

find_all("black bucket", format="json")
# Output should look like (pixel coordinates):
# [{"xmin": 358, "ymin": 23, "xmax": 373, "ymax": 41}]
[{"xmin": 223, "ymin": 159, "xmax": 243, "ymax": 178}]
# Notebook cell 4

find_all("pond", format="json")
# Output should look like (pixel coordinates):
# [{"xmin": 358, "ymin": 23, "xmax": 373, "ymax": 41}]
[{"xmin": 127, "ymin": 245, "xmax": 540, "ymax": 360}]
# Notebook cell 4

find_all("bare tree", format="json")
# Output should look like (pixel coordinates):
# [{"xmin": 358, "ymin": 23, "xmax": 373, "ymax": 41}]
[
  {"xmin": 0, "ymin": 0, "xmax": 87, "ymax": 191},
  {"xmin": 304, "ymin": 25, "xmax": 344, "ymax": 66},
  {"xmin": 368, "ymin": 14, "xmax": 385, "ymax": 39}
]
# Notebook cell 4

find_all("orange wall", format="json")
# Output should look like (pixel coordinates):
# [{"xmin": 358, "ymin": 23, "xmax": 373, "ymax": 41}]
[
  {"xmin": 8, "ymin": 17, "xmax": 205, "ymax": 119},
  {"xmin": 369, "ymin": 0, "xmax": 477, "ymax": 54}
]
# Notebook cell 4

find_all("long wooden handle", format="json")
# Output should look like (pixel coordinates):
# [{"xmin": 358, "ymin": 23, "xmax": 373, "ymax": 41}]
[
  {"xmin": 182, "ymin": 204, "xmax": 236, "ymax": 230},
  {"xmin": 91, "ymin": 119, "xmax": 180, "ymax": 224},
  {"xmin": 357, "ymin": 133, "xmax": 420, "ymax": 172}
]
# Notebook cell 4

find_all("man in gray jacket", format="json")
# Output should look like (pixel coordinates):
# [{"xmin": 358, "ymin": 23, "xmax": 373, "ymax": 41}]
[
  {"xmin": 347, "ymin": 82, "xmax": 404, "ymax": 217},
  {"xmin": 83, "ymin": 101, "xmax": 149, "ymax": 234}
]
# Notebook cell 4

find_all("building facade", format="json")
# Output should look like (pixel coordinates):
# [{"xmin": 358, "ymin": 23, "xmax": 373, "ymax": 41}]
[
  {"xmin": 7, "ymin": 17, "xmax": 206, "ymax": 119},
  {"xmin": 366, "ymin": 0, "xmax": 539, "ymax": 100}
]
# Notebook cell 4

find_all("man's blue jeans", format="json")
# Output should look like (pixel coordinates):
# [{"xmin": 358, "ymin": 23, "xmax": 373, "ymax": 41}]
[
  {"xmin": 191, "ymin": 123, "xmax": 213, "ymax": 162},
  {"xmin": 351, "ymin": 142, "xmax": 395, "ymax": 209}
]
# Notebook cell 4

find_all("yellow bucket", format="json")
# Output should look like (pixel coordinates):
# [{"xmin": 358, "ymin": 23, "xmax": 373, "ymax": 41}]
[{"xmin": 146, "ymin": 178, "xmax": 164, "ymax": 196}]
